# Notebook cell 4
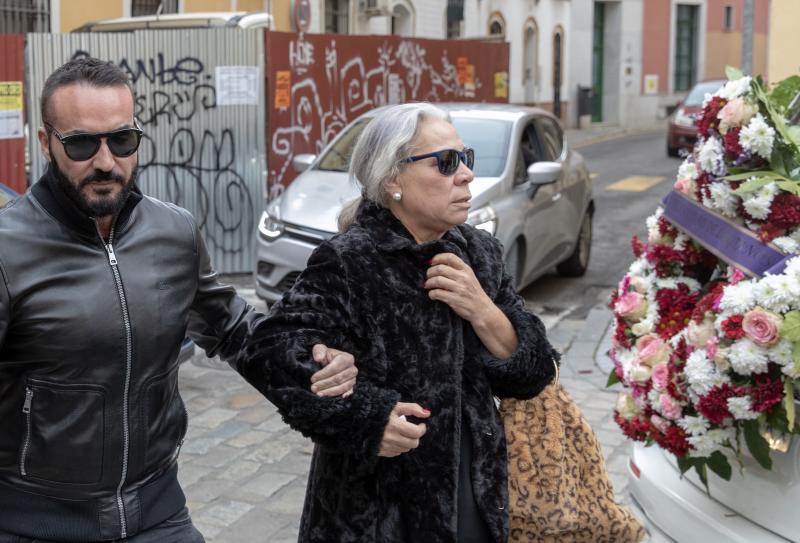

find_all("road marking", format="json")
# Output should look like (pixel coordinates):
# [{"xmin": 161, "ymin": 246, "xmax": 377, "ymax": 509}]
[{"xmin": 606, "ymin": 175, "xmax": 665, "ymax": 192}]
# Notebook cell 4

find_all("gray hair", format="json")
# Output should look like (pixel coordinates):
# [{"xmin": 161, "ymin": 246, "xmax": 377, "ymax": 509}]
[{"xmin": 337, "ymin": 102, "xmax": 450, "ymax": 231}]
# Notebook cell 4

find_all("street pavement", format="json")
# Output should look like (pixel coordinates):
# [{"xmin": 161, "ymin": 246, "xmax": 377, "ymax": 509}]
[
  {"xmin": 177, "ymin": 123, "xmax": 660, "ymax": 541},
  {"xmin": 177, "ymin": 287, "xmax": 637, "ymax": 541}
]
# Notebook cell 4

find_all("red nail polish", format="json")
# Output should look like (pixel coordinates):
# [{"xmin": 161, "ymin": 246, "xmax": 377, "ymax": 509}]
[{"xmin": 426, "ymin": 258, "xmax": 433, "ymax": 265}]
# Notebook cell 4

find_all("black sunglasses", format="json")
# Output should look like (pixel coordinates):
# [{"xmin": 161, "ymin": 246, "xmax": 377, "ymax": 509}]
[
  {"xmin": 401, "ymin": 147, "xmax": 475, "ymax": 176},
  {"xmin": 46, "ymin": 122, "xmax": 143, "ymax": 162}
]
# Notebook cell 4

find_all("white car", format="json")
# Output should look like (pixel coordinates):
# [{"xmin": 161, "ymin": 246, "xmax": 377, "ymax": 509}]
[
  {"xmin": 254, "ymin": 103, "xmax": 594, "ymax": 303},
  {"xmin": 628, "ymin": 434, "xmax": 800, "ymax": 542}
]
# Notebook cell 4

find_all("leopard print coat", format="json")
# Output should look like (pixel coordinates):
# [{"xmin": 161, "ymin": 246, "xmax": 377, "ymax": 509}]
[{"xmin": 238, "ymin": 201, "xmax": 558, "ymax": 542}]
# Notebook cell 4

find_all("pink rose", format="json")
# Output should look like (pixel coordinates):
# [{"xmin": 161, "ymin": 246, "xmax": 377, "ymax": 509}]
[
  {"xmin": 659, "ymin": 394, "xmax": 682, "ymax": 420},
  {"xmin": 635, "ymin": 334, "xmax": 672, "ymax": 367},
  {"xmin": 616, "ymin": 291, "xmax": 648, "ymax": 322},
  {"xmin": 742, "ymin": 308, "xmax": 781, "ymax": 346},
  {"xmin": 729, "ymin": 268, "xmax": 746, "ymax": 285},
  {"xmin": 687, "ymin": 319, "xmax": 715, "ymax": 348},
  {"xmin": 705, "ymin": 336, "xmax": 718, "ymax": 360},
  {"xmin": 674, "ymin": 177, "xmax": 695, "ymax": 195},
  {"xmin": 650, "ymin": 414, "xmax": 670, "ymax": 433},
  {"xmin": 651, "ymin": 363, "xmax": 670, "ymax": 390},
  {"xmin": 717, "ymin": 97, "xmax": 757, "ymax": 133}
]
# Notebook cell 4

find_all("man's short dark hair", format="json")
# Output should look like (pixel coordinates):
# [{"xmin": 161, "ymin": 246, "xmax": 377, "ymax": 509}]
[{"xmin": 41, "ymin": 57, "xmax": 134, "ymax": 126}]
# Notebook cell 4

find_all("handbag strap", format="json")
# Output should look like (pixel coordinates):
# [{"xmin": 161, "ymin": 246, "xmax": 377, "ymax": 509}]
[{"xmin": 552, "ymin": 357, "xmax": 560, "ymax": 386}]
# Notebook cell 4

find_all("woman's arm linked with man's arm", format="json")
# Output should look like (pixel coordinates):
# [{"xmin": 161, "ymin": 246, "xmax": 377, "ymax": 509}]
[{"xmin": 232, "ymin": 242, "xmax": 428, "ymax": 461}]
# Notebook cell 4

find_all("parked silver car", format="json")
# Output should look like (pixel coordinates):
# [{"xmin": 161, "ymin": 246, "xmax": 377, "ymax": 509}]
[{"xmin": 255, "ymin": 103, "xmax": 594, "ymax": 302}]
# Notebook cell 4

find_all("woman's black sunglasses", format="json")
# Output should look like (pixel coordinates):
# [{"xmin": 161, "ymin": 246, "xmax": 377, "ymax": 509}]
[
  {"xmin": 46, "ymin": 122, "xmax": 143, "ymax": 162},
  {"xmin": 401, "ymin": 148, "xmax": 475, "ymax": 176}
]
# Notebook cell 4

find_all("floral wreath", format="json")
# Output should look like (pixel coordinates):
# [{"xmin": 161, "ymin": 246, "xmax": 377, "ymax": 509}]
[{"xmin": 609, "ymin": 67, "xmax": 800, "ymax": 486}]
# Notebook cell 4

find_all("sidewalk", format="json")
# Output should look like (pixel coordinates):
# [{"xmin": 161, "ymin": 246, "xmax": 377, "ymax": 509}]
[{"xmin": 176, "ymin": 291, "xmax": 630, "ymax": 541}]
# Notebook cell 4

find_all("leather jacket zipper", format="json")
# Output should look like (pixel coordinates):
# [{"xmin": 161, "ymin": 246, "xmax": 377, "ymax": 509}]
[
  {"xmin": 19, "ymin": 387, "xmax": 33, "ymax": 476},
  {"xmin": 98, "ymin": 221, "xmax": 133, "ymax": 539}
]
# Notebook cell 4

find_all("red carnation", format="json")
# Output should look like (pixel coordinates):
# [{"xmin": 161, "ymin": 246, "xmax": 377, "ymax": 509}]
[
  {"xmin": 767, "ymin": 192, "xmax": 800, "ymax": 230},
  {"xmin": 697, "ymin": 383, "xmax": 743, "ymax": 424},
  {"xmin": 631, "ymin": 235, "xmax": 645, "ymax": 258},
  {"xmin": 614, "ymin": 413, "xmax": 652, "ymax": 442},
  {"xmin": 614, "ymin": 319, "xmax": 632, "ymax": 349},
  {"xmin": 758, "ymin": 222, "xmax": 786, "ymax": 243},
  {"xmin": 653, "ymin": 425, "xmax": 691, "ymax": 457},
  {"xmin": 749, "ymin": 374, "xmax": 784, "ymax": 413},
  {"xmin": 697, "ymin": 96, "xmax": 726, "ymax": 138},
  {"xmin": 721, "ymin": 315, "xmax": 745, "ymax": 340},
  {"xmin": 691, "ymin": 282, "xmax": 727, "ymax": 323},
  {"xmin": 723, "ymin": 127, "xmax": 743, "ymax": 159}
]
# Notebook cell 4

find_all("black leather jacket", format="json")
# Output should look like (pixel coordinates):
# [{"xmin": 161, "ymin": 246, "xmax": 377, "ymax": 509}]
[{"xmin": 0, "ymin": 168, "xmax": 262, "ymax": 541}]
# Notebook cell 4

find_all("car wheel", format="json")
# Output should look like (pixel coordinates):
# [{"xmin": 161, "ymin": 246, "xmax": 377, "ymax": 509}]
[
  {"xmin": 667, "ymin": 142, "xmax": 680, "ymax": 157},
  {"xmin": 557, "ymin": 210, "xmax": 592, "ymax": 277},
  {"xmin": 504, "ymin": 240, "xmax": 523, "ymax": 291}
]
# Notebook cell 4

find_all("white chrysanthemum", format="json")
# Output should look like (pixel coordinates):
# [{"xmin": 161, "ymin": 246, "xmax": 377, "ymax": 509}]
[
  {"xmin": 615, "ymin": 348, "xmax": 636, "ymax": 380},
  {"xmin": 628, "ymin": 257, "xmax": 650, "ymax": 278},
  {"xmin": 719, "ymin": 281, "xmax": 757, "ymax": 313},
  {"xmin": 689, "ymin": 427, "xmax": 737, "ymax": 457},
  {"xmin": 673, "ymin": 232, "xmax": 691, "ymax": 251},
  {"xmin": 678, "ymin": 159, "xmax": 699, "ymax": 181},
  {"xmin": 698, "ymin": 136, "xmax": 726, "ymax": 176},
  {"xmin": 770, "ymin": 339, "xmax": 794, "ymax": 367},
  {"xmin": 708, "ymin": 182, "xmax": 739, "ymax": 218},
  {"xmin": 739, "ymin": 113, "xmax": 775, "ymax": 159},
  {"xmin": 685, "ymin": 349, "xmax": 717, "ymax": 395},
  {"xmin": 717, "ymin": 76, "xmax": 752, "ymax": 100},
  {"xmin": 773, "ymin": 236, "xmax": 800, "ymax": 255},
  {"xmin": 727, "ymin": 396, "xmax": 760, "ymax": 420},
  {"xmin": 785, "ymin": 256, "xmax": 800, "ymax": 277},
  {"xmin": 742, "ymin": 195, "xmax": 772, "ymax": 220},
  {"xmin": 728, "ymin": 338, "xmax": 770, "ymax": 375},
  {"xmin": 754, "ymin": 273, "xmax": 796, "ymax": 313},
  {"xmin": 678, "ymin": 415, "xmax": 710, "ymax": 436}
]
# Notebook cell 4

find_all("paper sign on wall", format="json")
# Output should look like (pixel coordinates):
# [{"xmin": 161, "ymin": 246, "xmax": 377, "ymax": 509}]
[
  {"xmin": 494, "ymin": 72, "xmax": 508, "ymax": 99},
  {"xmin": 275, "ymin": 71, "xmax": 291, "ymax": 109},
  {"xmin": 216, "ymin": 66, "xmax": 260, "ymax": 106},
  {"xmin": 644, "ymin": 74, "xmax": 659, "ymax": 95},
  {"xmin": 0, "ymin": 82, "xmax": 23, "ymax": 140}
]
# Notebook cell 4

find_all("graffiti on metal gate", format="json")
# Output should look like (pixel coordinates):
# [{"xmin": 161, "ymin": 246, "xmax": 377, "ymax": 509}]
[{"xmin": 266, "ymin": 32, "xmax": 509, "ymax": 189}]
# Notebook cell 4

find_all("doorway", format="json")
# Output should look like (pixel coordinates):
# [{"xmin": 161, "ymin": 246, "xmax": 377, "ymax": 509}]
[{"xmin": 591, "ymin": 1, "xmax": 604, "ymax": 122}]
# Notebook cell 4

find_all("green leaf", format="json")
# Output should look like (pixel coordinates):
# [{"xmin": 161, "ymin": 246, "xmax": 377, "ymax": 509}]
[
  {"xmin": 676, "ymin": 455, "xmax": 695, "ymax": 475},
  {"xmin": 743, "ymin": 419, "xmax": 773, "ymax": 470},
  {"xmin": 785, "ymin": 380, "xmax": 796, "ymax": 431},
  {"xmin": 606, "ymin": 368, "xmax": 620, "ymax": 387},
  {"xmin": 694, "ymin": 462, "xmax": 710, "ymax": 494},
  {"xmin": 793, "ymin": 343, "xmax": 800, "ymax": 376},
  {"xmin": 726, "ymin": 66, "xmax": 744, "ymax": 81},
  {"xmin": 769, "ymin": 75, "xmax": 800, "ymax": 109},
  {"xmin": 707, "ymin": 451, "xmax": 732, "ymax": 481},
  {"xmin": 722, "ymin": 170, "xmax": 777, "ymax": 182},
  {"xmin": 781, "ymin": 311, "xmax": 800, "ymax": 342},
  {"xmin": 777, "ymin": 181, "xmax": 800, "ymax": 196},
  {"xmin": 732, "ymin": 176, "xmax": 780, "ymax": 195}
]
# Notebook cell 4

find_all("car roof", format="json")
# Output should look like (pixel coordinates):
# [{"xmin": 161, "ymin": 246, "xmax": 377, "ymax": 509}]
[
  {"xmin": 358, "ymin": 102, "xmax": 552, "ymax": 123},
  {"xmin": 74, "ymin": 11, "xmax": 272, "ymax": 32}
]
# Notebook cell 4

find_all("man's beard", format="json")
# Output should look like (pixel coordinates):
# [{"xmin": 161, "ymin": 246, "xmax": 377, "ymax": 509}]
[{"xmin": 51, "ymin": 156, "xmax": 137, "ymax": 219}]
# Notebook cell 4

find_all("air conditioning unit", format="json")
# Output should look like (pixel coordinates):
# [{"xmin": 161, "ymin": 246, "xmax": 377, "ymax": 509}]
[{"xmin": 359, "ymin": 0, "xmax": 389, "ymax": 17}]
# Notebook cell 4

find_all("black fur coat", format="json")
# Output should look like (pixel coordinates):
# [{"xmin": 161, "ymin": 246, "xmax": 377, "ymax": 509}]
[{"xmin": 239, "ymin": 201, "xmax": 558, "ymax": 542}]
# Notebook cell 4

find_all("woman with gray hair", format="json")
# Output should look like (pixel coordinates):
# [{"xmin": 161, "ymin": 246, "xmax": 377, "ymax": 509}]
[{"xmin": 240, "ymin": 102, "xmax": 558, "ymax": 542}]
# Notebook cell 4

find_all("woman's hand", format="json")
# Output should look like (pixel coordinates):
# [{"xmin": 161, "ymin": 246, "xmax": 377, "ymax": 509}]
[
  {"xmin": 424, "ymin": 253, "xmax": 518, "ymax": 359},
  {"xmin": 378, "ymin": 402, "xmax": 430, "ymax": 457},
  {"xmin": 423, "ymin": 253, "xmax": 494, "ymax": 324}
]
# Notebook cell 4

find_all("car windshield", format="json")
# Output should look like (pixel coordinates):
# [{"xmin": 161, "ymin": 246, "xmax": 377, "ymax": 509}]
[
  {"xmin": 317, "ymin": 118, "xmax": 373, "ymax": 172},
  {"xmin": 316, "ymin": 114, "xmax": 511, "ymax": 177},
  {"xmin": 450, "ymin": 117, "xmax": 511, "ymax": 177},
  {"xmin": 684, "ymin": 81, "xmax": 724, "ymax": 107}
]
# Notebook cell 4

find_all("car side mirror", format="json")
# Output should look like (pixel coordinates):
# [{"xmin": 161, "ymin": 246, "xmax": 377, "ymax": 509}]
[
  {"xmin": 293, "ymin": 154, "xmax": 316, "ymax": 173},
  {"xmin": 527, "ymin": 161, "xmax": 562, "ymax": 185}
]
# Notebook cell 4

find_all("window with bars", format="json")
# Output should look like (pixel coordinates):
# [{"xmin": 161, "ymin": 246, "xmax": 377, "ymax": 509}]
[
  {"xmin": 674, "ymin": 4, "xmax": 698, "ymax": 92},
  {"xmin": 723, "ymin": 5, "xmax": 734, "ymax": 32},
  {"xmin": 131, "ymin": 0, "xmax": 178, "ymax": 16},
  {"xmin": 325, "ymin": 0, "xmax": 349, "ymax": 34},
  {"xmin": 446, "ymin": 0, "xmax": 463, "ymax": 38},
  {"xmin": 0, "ymin": 0, "xmax": 50, "ymax": 34}
]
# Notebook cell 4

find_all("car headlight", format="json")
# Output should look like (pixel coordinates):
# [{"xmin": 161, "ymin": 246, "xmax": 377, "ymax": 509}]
[
  {"xmin": 258, "ymin": 210, "xmax": 284, "ymax": 240},
  {"xmin": 467, "ymin": 205, "xmax": 498, "ymax": 236},
  {"xmin": 673, "ymin": 107, "xmax": 695, "ymax": 127}
]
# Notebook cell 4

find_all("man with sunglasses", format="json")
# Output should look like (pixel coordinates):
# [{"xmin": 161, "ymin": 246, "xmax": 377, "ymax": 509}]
[{"xmin": 0, "ymin": 58, "xmax": 358, "ymax": 542}]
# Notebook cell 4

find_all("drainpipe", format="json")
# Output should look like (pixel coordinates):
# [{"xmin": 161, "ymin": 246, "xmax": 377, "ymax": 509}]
[{"xmin": 741, "ymin": 0, "xmax": 754, "ymax": 75}]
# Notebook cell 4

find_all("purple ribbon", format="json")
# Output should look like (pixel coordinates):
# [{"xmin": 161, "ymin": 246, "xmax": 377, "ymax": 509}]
[{"xmin": 662, "ymin": 191, "xmax": 792, "ymax": 277}]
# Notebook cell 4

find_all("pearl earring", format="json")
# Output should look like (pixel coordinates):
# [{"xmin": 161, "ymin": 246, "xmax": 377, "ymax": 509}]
[{"xmin": 392, "ymin": 192, "xmax": 402, "ymax": 201}]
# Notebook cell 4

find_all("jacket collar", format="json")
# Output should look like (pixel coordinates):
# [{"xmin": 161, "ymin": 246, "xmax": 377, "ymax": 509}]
[
  {"xmin": 31, "ymin": 164, "xmax": 143, "ymax": 239},
  {"xmin": 355, "ymin": 200, "xmax": 469, "ymax": 260}
]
